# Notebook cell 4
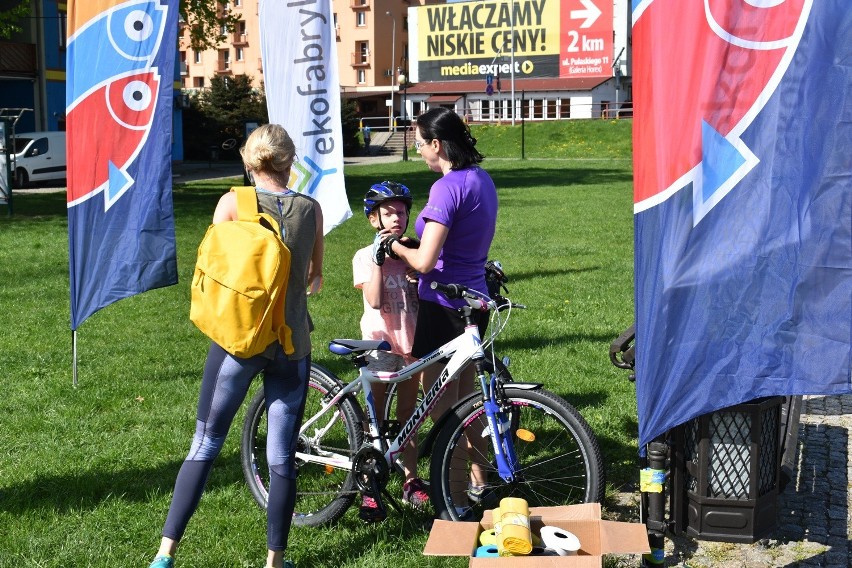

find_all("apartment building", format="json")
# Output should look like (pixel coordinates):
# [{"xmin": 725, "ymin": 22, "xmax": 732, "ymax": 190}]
[
  {"xmin": 179, "ymin": 0, "xmax": 632, "ymax": 125},
  {"xmin": 0, "ymin": 0, "xmax": 67, "ymax": 133},
  {"xmin": 179, "ymin": 0, "xmax": 262, "ymax": 91},
  {"xmin": 179, "ymin": 0, "xmax": 424, "ymax": 120}
]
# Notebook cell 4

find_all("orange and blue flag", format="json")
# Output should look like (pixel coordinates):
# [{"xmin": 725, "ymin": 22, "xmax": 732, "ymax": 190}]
[
  {"xmin": 67, "ymin": 0, "xmax": 178, "ymax": 330},
  {"xmin": 633, "ymin": 0, "xmax": 851, "ymax": 449}
]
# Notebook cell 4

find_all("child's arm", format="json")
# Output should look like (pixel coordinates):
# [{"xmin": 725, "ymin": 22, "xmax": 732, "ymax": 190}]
[{"xmin": 361, "ymin": 261, "xmax": 383, "ymax": 309}]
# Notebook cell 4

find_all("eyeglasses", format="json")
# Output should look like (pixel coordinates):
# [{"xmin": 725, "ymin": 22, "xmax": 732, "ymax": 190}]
[{"xmin": 414, "ymin": 139, "xmax": 430, "ymax": 150}]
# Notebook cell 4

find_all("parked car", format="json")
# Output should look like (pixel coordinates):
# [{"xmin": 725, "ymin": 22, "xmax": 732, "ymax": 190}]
[{"xmin": 11, "ymin": 131, "xmax": 67, "ymax": 187}]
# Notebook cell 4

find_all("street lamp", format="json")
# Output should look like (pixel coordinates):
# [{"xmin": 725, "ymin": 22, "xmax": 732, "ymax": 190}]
[
  {"xmin": 386, "ymin": 11, "xmax": 396, "ymax": 131},
  {"xmin": 398, "ymin": 71, "xmax": 409, "ymax": 161}
]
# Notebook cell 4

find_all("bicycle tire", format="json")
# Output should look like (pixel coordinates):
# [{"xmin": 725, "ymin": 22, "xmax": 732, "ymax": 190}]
[
  {"xmin": 240, "ymin": 363, "xmax": 365, "ymax": 526},
  {"xmin": 429, "ymin": 385, "xmax": 605, "ymax": 521}
]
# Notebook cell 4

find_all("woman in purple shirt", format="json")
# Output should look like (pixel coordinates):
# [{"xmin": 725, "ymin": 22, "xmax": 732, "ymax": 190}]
[{"xmin": 385, "ymin": 107, "xmax": 498, "ymax": 505}]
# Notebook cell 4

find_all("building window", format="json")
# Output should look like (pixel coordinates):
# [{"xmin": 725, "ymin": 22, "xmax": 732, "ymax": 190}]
[
  {"xmin": 356, "ymin": 12, "xmax": 366, "ymax": 26},
  {"xmin": 546, "ymin": 99, "xmax": 557, "ymax": 119},
  {"xmin": 194, "ymin": 50, "xmax": 201, "ymax": 64},
  {"xmin": 58, "ymin": 11, "xmax": 67, "ymax": 49},
  {"xmin": 531, "ymin": 99, "xmax": 547, "ymax": 120},
  {"xmin": 236, "ymin": 47, "xmax": 244, "ymax": 61},
  {"xmin": 220, "ymin": 49, "xmax": 231, "ymax": 70},
  {"xmin": 194, "ymin": 77, "xmax": 205, "ymax": 88},
  {"xmin": 357, "ymin": 69, "xmax": 366, "ymax": 84},
  {"xmin": 234, "ymin": 0, "xmax": 242, "ymax": 6},
  {"xmin": 357, "ymin": 41, "xmax": 369, "ymax": 64},
  {"xmin": 559, "ymin": 99, "xmax": 571, "ymax": 119}
]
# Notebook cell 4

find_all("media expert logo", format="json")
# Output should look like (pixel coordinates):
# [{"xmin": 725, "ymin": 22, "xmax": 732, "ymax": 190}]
[
  {"xmin": 633, "ymin": 0, "xmax": 811, "ymax": 225},
  {"xmin": 66, "ymin": 0, "xmax": 168, "ymax": 210},
  {"xmin": 414, "ymin": 0, "xmax": 612, "ymax": 81}
]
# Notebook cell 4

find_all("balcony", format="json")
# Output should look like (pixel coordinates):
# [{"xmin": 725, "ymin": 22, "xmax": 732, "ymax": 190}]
[
  {"xmin": 351, "ymin": 52, "xmax": 370, "ymax": 67},
  {"xmin": 232, "ymin": 31, "xmax": 248, "ymax": 46},
  {"xmin": 0, "ymin": 41, "xmax": 37, "ymax": 77},
  {"xmin": 351, "ymin": 0, "xmax": 370, "ymax": 9},
  {"xmin": 216, "ymin": 60, "xmax": 232, "ymax": 74}
]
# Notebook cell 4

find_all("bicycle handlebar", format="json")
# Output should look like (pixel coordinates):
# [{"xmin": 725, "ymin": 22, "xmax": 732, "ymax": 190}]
[{"xmin": 430, "ymin": 281, "xmax": 491, "ymax": 311}]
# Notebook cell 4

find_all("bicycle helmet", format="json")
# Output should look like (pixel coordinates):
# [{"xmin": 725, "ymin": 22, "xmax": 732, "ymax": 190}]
[{"xmin": 363, "ymin": 181, "xmax": 413, "ymax": 217}]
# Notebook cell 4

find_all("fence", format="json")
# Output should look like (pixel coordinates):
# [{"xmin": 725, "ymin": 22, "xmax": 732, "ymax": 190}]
[{"xmin": 358, "ymin": 100, "xmax": 632, "ymax": 132}]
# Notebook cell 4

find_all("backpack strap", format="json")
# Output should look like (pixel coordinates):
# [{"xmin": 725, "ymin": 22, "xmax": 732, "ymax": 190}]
[
  {"xmin": 232, "ymin": 186, "xmax": 281, "ymax": 237},
  {"xmin": 232, "ymin": 186, "xmax": 258, "ymax": 222}
]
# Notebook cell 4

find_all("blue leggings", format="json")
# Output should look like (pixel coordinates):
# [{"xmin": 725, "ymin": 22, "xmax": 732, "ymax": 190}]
[{"xmin": 162, "ymin": 343, "xmax": 310, "ymax": 551}]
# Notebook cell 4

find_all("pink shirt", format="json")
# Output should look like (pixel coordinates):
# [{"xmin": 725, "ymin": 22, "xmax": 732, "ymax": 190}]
[{"xmin": 353, "ymin": 246, "xmax": 419, "ymax": 356}]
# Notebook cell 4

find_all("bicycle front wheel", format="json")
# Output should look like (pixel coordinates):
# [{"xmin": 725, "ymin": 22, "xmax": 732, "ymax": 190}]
[
  {"xmin": 429, "ymin": 386, "xmax": 605, "ymax": 521},
  {"xmin": 240, "ymin": 363, "xmax": 364, "ymax": 526}
]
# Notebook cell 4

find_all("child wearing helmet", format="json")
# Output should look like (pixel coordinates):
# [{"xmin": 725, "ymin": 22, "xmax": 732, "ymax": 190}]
[{"xmin": 352, "ymin": 181, "xmax": 425, "ymax": 522}]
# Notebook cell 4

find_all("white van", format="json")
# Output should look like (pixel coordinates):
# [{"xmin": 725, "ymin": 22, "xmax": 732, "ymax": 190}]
[{"xmin": 11, "ymin": 131, "xmax": 67, "ymax": 187}]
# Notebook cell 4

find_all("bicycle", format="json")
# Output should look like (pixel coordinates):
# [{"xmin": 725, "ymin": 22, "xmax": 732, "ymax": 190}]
[{"xmin": 241, "ymin": 281, "xmax": 605, "ymax": 526}]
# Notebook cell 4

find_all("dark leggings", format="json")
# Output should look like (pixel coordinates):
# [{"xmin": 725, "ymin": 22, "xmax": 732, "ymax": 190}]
[{"xmin": 162, "ymin": 343, "xmax": 309, "ymax": 551}]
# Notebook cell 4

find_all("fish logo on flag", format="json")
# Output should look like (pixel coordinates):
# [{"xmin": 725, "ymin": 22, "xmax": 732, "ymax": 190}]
[
  {"xmin": 632, "ymin": 0, "xmax": 852, "ymax": 449},
  {"xmin": 258, "ymin": 0, "xmax": 351, "ymax": 234},
  {"xmin": 67, "ymin": 0, "xmax": 178, "ymax": 330}
]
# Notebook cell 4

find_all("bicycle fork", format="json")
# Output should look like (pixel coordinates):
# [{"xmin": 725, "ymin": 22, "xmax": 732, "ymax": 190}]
[{"xmin": 479, "ymin": 370, "xmax": 521, "ymax": 482}]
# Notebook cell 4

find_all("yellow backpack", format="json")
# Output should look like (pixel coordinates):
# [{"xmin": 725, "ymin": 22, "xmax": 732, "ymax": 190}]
[{"xmin": 190, "ymin": 186, "xmax": 294, "ymax": 357}]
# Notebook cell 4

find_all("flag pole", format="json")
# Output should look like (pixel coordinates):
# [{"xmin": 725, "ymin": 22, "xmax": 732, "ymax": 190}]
[{"xmin": 72, "ymin": 330, "xmax": 78, "ymax": 388}]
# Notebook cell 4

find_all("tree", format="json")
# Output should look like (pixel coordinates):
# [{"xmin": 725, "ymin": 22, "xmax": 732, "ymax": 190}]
[
  {"xmin": 179, "ymin": 0, "xmax": 240, "ymax": 51},
  {"xmin": 0, "ymin": 0, "xmax": 29, "ymax": 39},
  {"xmin": 340, "ymin": 98, "xmax": 361, "ymax": 157},
  {"xmin": 183, "ymin": 74, "xmax": 268, "ymax": 160},
  {"xmin": 0, "ymin": 1, "xmax": 234, "ymax": 46}
]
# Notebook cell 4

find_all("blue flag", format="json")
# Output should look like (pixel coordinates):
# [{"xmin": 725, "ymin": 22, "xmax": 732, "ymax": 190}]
[
  {"xmin": 633, "ymin": 0, "xmax": 852, "ymax": 449},
  {"xmin": 67, "ymin": 0, "xmax": 178, "ymax": 330}
]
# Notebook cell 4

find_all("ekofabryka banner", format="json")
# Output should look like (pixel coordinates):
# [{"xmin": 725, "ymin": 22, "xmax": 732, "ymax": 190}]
[
  {"xmin": 632, "ymin": 0, "xmax": 851, "ymax": 449},
  {"xmin": 258, "ymin": 0, "xmax": 351, "ymax": 234},
  {"xmin": 67, "ymin": 0, "xmax": 178, "ymax": 330}
]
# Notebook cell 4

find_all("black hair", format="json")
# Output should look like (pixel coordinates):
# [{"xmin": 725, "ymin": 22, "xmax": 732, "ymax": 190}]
[{"xmin": 415, "ymin": 107, "xmax": 484, "ymax": 170}]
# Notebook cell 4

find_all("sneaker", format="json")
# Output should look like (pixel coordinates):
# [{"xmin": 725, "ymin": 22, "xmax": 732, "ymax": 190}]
[
  {"xmin": 467, "ymin": 483, "xmax": 486, "ymax": 503},
  {"xmin": 359, "ymin": 495, "xmax": 387, "ymax": 523},
  {"xmin": 402, "ymin": 478, "xmax": 430, "ymax": 509},
  {"xmin": 149, "ymin": 555, "xmax": 174, "ymax": 568}
]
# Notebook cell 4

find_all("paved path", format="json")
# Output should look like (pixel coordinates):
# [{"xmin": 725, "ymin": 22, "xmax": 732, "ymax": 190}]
[{"xmin": 12, "ymin": 154, "xmax": 408, "ymax": 196}]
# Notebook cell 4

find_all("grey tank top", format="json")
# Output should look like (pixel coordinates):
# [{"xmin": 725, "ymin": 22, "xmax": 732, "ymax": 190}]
[{"xmin": 256, "ymin": 188, "xmax": 318, "ymax": 360}]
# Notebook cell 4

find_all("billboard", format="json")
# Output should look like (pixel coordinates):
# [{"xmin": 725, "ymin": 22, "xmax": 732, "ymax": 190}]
[{"xmin": 410, "ymin": 0, "xmax": 613, "ymax": 82}]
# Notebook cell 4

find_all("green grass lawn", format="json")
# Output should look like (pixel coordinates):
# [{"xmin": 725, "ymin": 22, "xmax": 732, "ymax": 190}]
[{"xmin": 0, "ymin": 119, "xmax": 637, "ymax": 567}]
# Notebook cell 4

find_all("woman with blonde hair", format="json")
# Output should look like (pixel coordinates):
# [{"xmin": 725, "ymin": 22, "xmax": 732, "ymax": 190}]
[{"xmin": 149, "ymin": 124, "xmax": 323, "ymax": 568}]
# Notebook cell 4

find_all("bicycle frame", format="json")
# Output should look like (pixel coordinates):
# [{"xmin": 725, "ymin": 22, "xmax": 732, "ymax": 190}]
[
  {"xmin": 295, "ymin": 322, "xmax": 484, "ymax": 471},
  {"xmin": 296, "ymin": 300, "xmax": 520, "ymax": 483}
]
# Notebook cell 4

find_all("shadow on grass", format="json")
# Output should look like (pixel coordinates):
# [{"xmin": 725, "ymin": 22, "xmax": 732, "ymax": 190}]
[
  {"xmin": 344, "ymin": 165, "xmax": 632, "ymax": 195},
  {"xmin": 0, "ymin": 452, "xmax": 246, "ymax": 516},
  {"xmin": 506, "ymin": 265, "xmax": 601, "ymax": 285},
  {"xmin": 498, "ymin": 330, "xmax": 620, "ymax": 352}
]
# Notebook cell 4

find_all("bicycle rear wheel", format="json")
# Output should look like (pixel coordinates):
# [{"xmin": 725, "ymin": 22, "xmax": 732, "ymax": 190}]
[
  {"xmin": 240, "ymin": 363, "xmax": 364, "ymax": 526},
  {"xmin": 429, "ymin": 385, "xmax": 605, "ymax": 521}
]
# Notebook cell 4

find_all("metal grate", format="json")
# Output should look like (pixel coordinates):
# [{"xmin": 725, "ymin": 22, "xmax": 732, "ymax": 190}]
[
  {"xmin": 708, "ymin": 411, "xmax": 751, "ymax": 499},
  {"xmin": 758, "ymin": 405, "xmax": 780, "ymax": 495}
]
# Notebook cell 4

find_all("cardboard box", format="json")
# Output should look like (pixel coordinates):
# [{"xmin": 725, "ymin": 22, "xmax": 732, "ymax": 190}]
[{"xmin": 423, "ymin": 504, "xmax": 650, "ymax": 567}]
